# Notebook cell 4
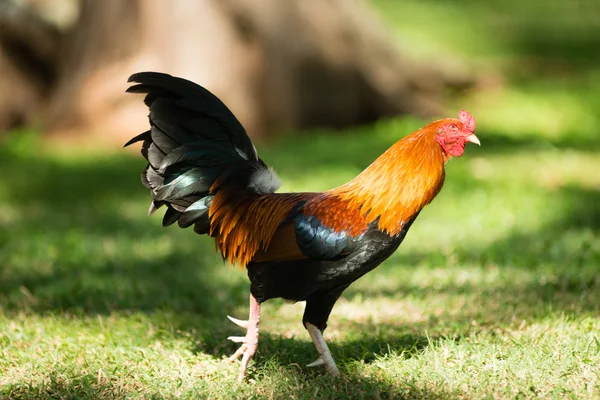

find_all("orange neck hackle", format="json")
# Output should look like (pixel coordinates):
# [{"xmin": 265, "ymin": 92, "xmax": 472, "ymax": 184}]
[
  {"xmin": 319, "ymin": 120, "xmax": 454, "ymax": 236},
  {"xmin": 210, "ymin": 112, "xmax": 477, "ymax": 265}
]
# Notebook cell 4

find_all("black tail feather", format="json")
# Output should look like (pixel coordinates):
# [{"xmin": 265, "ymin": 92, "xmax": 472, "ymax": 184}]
[
  {"xmin": 124, "ymin": 130, "xmax": 151, "ymax": 148},
  {"xmin": 126, "ymin": 72, "xmax": 280, "ymax": 235},
  {"xmin": 162, "ymin": 207, "xmax": 182, "ymax": 227}
]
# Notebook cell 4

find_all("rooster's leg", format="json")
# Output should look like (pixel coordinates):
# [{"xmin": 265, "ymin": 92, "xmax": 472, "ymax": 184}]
[
  {"xmin": 305, "ymin": 322, "xmax": 340, "ymax": 376},
  {"xmin": 227, "ymin": 293, "xmax": 260, "ymax": 382}
]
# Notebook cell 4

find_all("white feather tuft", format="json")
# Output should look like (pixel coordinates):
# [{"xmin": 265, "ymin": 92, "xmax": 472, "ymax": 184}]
[{"xmin": 248, "ymin": 167, "xmax": 281, "ymax": 194}]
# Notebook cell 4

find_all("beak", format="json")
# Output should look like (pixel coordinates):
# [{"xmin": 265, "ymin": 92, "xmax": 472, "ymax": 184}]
[{"xmin": 466, "ymin": 134, "xmax": 480, "ymax": 146}]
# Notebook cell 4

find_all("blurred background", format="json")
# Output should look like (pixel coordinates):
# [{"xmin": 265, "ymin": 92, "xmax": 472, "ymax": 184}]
[
  {"xmin": 1, "ymin": 0, "xmax": 599, "ymax": 142},
  {"xmin": 1, "ymin": 0, "xmax": 600, "ymax": 397},
  {"xmin": 0, "ymin": 0, "xmax": 475, "ymax": 141},
  {"xmin": 1, "ymin": 0, "xmax": 599, "ymax": 311}
]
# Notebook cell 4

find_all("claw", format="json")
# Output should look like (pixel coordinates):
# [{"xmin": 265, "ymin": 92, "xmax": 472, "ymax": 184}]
[
  {"xmin": 306, "ymin": 357, "xmax": 325, "ymax": 367},
  {"xmin": 227, "ymin": 315, "xmax": 249, "ymax": 329},
  {"xmin": 227, "ymin": 336, "xmax": 247, "ymax": 343},
  {"xmin": 228, "ymin": 344, "xmax": 247, "ymax": 362}
]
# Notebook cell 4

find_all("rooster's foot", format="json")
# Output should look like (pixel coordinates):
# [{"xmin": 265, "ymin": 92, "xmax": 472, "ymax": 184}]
[
  {"xmin": 227, "ymin": 294, "xmax": 260, "ymax": 382},
  {"xmin": 306, "ymin": 322, "xmax": 340, "ymax": 376}
]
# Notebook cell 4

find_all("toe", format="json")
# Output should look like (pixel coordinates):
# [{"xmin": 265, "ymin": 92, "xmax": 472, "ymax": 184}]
[
  {"xmin": 227, "ymin": 315, "xmax": 249, "ymax": 329},
  {"xmin": 227, "ymin": 336, "xmax": 247, "ymax": 343},
  {"xmin": 228, "ymin": 344, "xmax": 247, "ymax": 362}
]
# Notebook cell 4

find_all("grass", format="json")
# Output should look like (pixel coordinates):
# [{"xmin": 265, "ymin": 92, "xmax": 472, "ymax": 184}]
[{"xmin": 1, "ymin": 1, "xmax": 600, "ymax": 399}]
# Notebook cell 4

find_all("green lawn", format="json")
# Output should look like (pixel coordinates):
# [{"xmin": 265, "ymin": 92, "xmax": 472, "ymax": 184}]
[{"xmin": 2, "ymin": 2, "xmax": 600, "ymax": 399}]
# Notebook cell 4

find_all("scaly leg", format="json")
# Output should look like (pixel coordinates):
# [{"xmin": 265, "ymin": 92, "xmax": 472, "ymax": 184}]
[
  {"xmin": 305, "ymin": 322, "xmax": 340, "ymax": 376},
  {"xmin": 227, "ymin": 293, "xmax": 260, "ymax": 382}
]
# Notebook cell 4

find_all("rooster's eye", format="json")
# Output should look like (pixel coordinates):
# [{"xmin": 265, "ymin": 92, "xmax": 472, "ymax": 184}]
[{"xmin": 450, "ymin": 125, "xmax": 458, "ymax": 131}]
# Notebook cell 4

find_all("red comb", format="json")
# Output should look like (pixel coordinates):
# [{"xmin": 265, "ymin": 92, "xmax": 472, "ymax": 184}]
[{"xmin": 459, "ymin": 110, "xmax": 475, "ymax": 133}]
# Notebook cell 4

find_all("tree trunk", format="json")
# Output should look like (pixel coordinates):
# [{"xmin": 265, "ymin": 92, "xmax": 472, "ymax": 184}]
[{"xmin": 0, "ymin": 0, "xmax": 61, "ymax": 132}]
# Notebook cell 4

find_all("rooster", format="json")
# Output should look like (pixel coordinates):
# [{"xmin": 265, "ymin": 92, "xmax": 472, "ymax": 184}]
[{"xmin": 125, "ymin": 72, "xmax": 479, "ymax": 381}]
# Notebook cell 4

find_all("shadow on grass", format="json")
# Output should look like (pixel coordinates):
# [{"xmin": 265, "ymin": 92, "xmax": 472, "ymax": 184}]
[
  {"xmin": 254, "ymin": 330, "xmax": 431, "ymax": 367},
  {"xmin": 1, "ymin": 129, "xmax": 598, "ymax": 309},
  {"xmin": 1, "ymin": 379, "xmax": 129, "ymax": 400}
]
